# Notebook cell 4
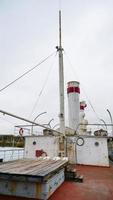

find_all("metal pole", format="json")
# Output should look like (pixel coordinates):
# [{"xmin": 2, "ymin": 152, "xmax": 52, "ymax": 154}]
[
  {"xmin": 107, "ymin": 109, "xmax": 113, "ymax": 136},
  {"xmin": 0, "ymin": 110, "xmax": 63, "ymax": 135},
  {"xmin": 100, "ymin": 119, "xmax": 107, "ymax": 131},
  {"xmin": 57, "ymin": 10, "xmax": 65, "ymax": 134},
  {"xmin": 79, "ymin": 123, "xmax": 113, "ymax": 126},
  {"xmin": 33, "ymin": 112, "xmax": 47, "ymax": 122},
  {"xmin": 31, "ymin": 112, "xmax": 47, "ymax": 134},
  {"xmin": 56, "ymin": 10, "xmax": 66, "ymax": 157},
  {"xmin": 48, "ymin": 118, "xmax": 54, "ymax": 128},
  {"xmin": 53, "ymin": 123, "xmax": 60, "ymax": 129}
]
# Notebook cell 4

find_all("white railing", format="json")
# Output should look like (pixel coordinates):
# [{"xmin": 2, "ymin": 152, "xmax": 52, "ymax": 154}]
[{"xmin": 0, "ymin": 148, "xmax": 24, "ymax": 162}]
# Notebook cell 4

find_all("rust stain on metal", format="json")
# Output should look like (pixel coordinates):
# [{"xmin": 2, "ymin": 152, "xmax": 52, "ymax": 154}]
[
  {"xmin": 36, "ymin": 182, "xmax": 42, "ymax": 198},
  {"xmin": 10, "ymin": 181, "xmax": 17, "ymax": 194}
]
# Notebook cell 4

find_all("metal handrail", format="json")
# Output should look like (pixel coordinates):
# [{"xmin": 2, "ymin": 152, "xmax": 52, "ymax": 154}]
[{"xmin": 0, "ymin": 148, "xmax": 24, "ymax": 162}]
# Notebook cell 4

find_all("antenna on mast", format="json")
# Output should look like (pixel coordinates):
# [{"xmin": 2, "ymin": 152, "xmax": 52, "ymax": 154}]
[{"xmin": 56, "ymin": 10, "xmax": 65, "ymax": 135}]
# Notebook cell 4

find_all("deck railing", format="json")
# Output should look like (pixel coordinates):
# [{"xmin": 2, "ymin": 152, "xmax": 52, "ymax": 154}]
[{"xmin": 0, "ymin": 148, "xmax": 24, "ymax": 162}]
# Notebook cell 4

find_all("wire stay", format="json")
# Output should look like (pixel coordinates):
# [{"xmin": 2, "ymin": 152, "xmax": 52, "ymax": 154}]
[{"xmin": 0, "ymin": 51, "xmax": 56, "ymax": 93}]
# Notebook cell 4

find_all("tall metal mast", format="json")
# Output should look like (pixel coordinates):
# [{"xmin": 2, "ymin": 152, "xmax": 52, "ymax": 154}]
[{"xmin": 57, "ymin": 10, "xmax": 65, "ymax": 134}]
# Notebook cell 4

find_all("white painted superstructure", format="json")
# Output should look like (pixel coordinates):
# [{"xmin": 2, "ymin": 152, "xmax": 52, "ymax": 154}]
[
  {"xmin": 25, "ymin": 136, "xmax": 59, "ymax": 159},
  {"xmin": 76, "ymin": 136, "xmax": 109, "ymax": 167},
  {"xmin": 67, "ymin": 81, "xmax": 80, "ymax": 131},
  {"xmin": 24, "ymin": 135, "xmax": 109, "ymax": 167}
]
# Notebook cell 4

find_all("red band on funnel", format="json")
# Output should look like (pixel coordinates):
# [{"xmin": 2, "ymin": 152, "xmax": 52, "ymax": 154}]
[{"xmin": 67, "ymin": 86, "xmax": 80, "ymax": 94}]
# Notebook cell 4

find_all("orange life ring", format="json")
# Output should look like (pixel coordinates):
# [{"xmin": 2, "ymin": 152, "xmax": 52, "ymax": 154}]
[{"xmin": 19, "ymin": 128, "xmax": 24, "ymax": 136}]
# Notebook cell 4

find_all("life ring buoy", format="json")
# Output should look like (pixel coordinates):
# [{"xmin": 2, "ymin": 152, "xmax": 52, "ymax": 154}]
[
  {"xmin": 19, "ymin": 128, "xmax": 24, "ymax": 136},
  {"xmin": 76, "ymin": 137, "xmax": 84, "ymax": 146}
]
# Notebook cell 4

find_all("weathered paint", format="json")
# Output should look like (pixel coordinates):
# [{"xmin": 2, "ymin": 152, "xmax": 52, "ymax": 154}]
[
  {"xmin": 10, "ymin": 181, "xmax": 17, "ymax": 193},
  {"xmin": 66, "ymin": 141, "xmax": 76, "ymax": 164},
  {"xmin": 0, "ymin": 158, "xmax": 68, "ymax": 199},
  {"xmin": 66, "ymin": 136, "xmax": 109, "ymax": 166},
  {"xmin": 25, "ymin": 136, "xmax": 59, "ymax": 159},
  {"xmin": 0, "ymin": 180, "xmax": 36, "ymax": 198},
  {"xmin": 24, "ymin": 135, "xmax": 109, "ymax": 167},
  {"xmin": 31, "ymin": 169, "xmax": 65, "ymax": 199},
  {"xmin": 0, "ymin": 169, "xmax": 64, "ymax": 200},
  {"xmin": 76, "ymin": 136, "xmax": 109, "ymax": 166},
  {"xmin": 36, "ymin": 183, "xmax": 42, "ymax": 198},
  {"xmin": 36, "ymin": 169, "xmax": 65, "ymax": 199},
  {"xmin": 0, "ymin": 165, "xmax": 113, "ymax": 200}
]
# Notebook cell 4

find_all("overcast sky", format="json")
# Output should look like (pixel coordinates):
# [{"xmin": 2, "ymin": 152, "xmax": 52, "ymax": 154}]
[{"xmin": 0, "ymin": 0, "xmax": 113, "ymax": 135}]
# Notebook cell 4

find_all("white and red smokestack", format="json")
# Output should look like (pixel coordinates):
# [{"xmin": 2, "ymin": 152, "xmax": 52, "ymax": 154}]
[
  {"xmin": 80, "ymin": 101, "xmax": 87, "ymax": 123},
  {"xmin": 67, "ymin": 81, "xmax": 80, "ymax": 131},
  {"xmin": 80, "ymin": 101, "xmax": 87, "ymax": 113},
  {"xmin": 79, "ymin": 101, "xmax": 88, "ymax": 134}
]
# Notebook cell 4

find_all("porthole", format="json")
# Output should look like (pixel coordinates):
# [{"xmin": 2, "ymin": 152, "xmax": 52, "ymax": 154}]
[
  {"xmin": 33, "ymin": 141, "xmax": 36, "ymax": 145},
  {"xmin": 95, "ymin": 142, "xmax": 99, "ymax": 146}
]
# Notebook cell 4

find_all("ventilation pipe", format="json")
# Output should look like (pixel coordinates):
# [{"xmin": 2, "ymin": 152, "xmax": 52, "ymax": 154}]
[
  {"xmin": 79, "ymin": 101, "xmax": 87, "ymax": 122},
  {"xmin": 79, "ymin": 101, "xmax": 88, "ymax": 135}
]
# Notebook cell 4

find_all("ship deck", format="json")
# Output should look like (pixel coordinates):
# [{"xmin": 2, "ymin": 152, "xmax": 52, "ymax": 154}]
[
  {"xmin": 0, "ymin": 164, "xmax": 113, "ymax": 200},
  {"xmin": 50, "ymin": 164, "xmax": 113, "ymax": 200}
]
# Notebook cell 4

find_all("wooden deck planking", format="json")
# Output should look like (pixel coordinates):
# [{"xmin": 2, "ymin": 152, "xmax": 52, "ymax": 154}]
[
  {"xmin": 20, "ymin": 160, "xmax": 59, "ymax": 175},
  {"xmin": 11, "ymin": 159, "xmax": 58, "ymax": 175},
  {"xmin": 0, "ymin": 159, "xmax": 34, "ymax": 171},
  {"xmin": 0, "ymin": 159, "xmax": 37, "ymax": 170},
  {"xmin": 36, "ymin": 160, "xmax": 67, "ymax": 176},
  {"xmin": 0, "ymin": 158, "xmax": 68, "ymax": 178},
  {"xmin": 22, "ymin": 160, "xmax": 66, "ymax": 176},
  {"xmin": 0, "ymin": 159, "xmax": 51, "ymax": 173},
  {"xmin": 0, "ymin": 159, "xmax": 58, "ymax": 175},
  {"xmin": 41, "ymin": 161, "xmax": 67, "ymax": 176}
]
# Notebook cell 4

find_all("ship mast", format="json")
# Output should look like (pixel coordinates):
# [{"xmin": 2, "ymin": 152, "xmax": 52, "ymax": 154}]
[{"xmin": 57, "ymin": 10, "xmax": 65, "ymax": 134}]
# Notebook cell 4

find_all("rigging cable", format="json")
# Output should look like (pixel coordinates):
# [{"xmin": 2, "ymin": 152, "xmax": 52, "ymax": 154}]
[
  {"xmin": 0, "ymin": 51, "xmax": 56, "ymax": 93},
  {"xmin": 64, "ymin": 50, "xmax": 102, "ymax": 122},
  {"xmin": 28, "ymin": 51, "xmax": 58, "ymax": 118}
]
